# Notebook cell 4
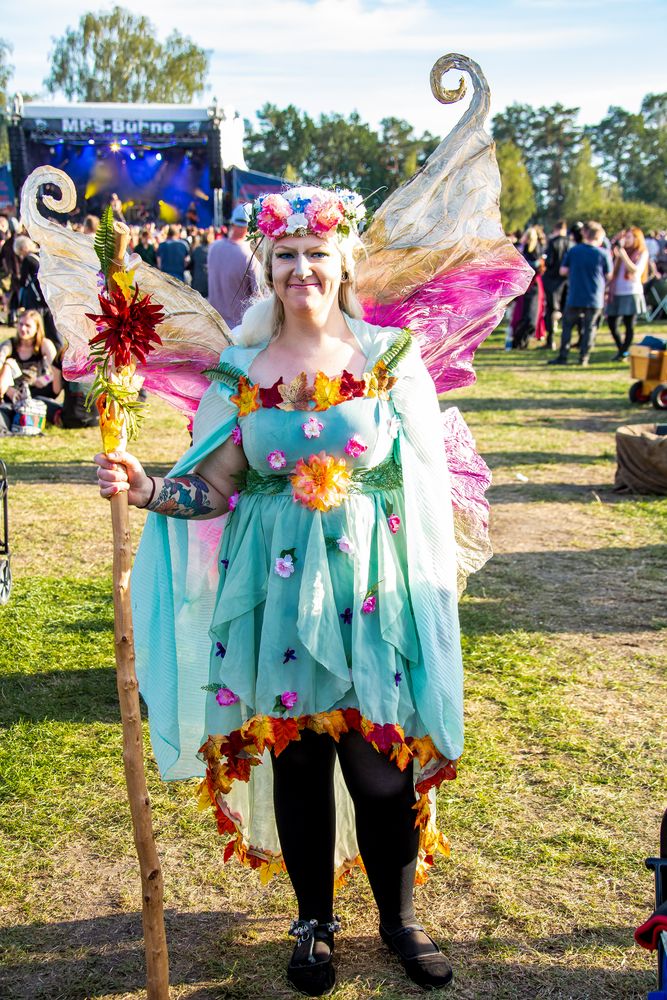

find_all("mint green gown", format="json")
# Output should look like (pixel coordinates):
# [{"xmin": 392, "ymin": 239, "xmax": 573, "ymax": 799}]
[{"xmin": 132, "ymin": 317, "xmax": 471, "ymax": 886}]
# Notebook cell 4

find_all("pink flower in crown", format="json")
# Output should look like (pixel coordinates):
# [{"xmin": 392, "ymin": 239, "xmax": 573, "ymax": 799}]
[
  {"xmin": 304, "ymin": 193, "xmax": 345, "ymax": 236},
  {"xmin": 302, "ymin": 416, "xmax": 324, "ymax": 439},
  {"xmin": 256, "ymin": 194, "xmax": 292, "ymax": 238},
  {"xmin": 387, "ymin": 515, "xmax": 401, "ymax": 534},
  {"xmin": 231, "ymin": 424, "xmax": 242, "ymax": 446},
  {"xmin": 361, "ymin": 595, "xmax": 377, "ymax": 614},
  {"xmin": 228, "ymin": 491, "xmax": 240, "ymax": 511},
  {"xmin": 345, "ymin": 434, "xmax": 367, "ymax": 458},
  {"xmin": 216, "ymin": 687, "xmax": 239, "ymax": 706},
  {"xmin": 281, "ymin": 691, "xmax": 298, "ymax": 710},
  {"xmin": 267, "ymin": 449, "xmax": 287, "ymax": 470}
]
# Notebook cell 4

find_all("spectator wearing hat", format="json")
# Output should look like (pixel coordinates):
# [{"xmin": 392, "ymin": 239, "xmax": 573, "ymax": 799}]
[{"xmin": 207, "ymin": 204, "xmax": 261, "ymax": 329}]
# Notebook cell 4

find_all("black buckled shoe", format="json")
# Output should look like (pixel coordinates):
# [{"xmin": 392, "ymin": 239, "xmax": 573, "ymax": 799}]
[
  {"xmin": 380, "ymin": 923, "xmax": 453, "ymax": 991},
  {"xmin": 286, "ymin": 916, "xmax": 341, "ymax": 997}
]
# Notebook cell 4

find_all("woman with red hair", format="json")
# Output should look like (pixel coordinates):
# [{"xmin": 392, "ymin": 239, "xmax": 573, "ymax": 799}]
[{"xmin": 607, "ymin": 226, "xmax": 649, "ymax": 359}]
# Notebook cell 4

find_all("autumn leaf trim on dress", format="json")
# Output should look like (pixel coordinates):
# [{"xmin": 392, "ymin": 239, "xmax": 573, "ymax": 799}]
[
  {"xmin": 202, "ymin": 329, "xmax": 413, "ymax": 416},
  {"xmin": 197, "ymin": 706, "xmax": 455, "ymax": 888}
]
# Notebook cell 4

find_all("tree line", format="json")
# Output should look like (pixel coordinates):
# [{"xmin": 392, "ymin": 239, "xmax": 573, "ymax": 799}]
[
  {"xmin": 1, "ymin": 6, "xmax": 666, "ymax": 232},
  {"xmin": 493, "ymin": 98, "xmax": 667, "ymax": 234}
]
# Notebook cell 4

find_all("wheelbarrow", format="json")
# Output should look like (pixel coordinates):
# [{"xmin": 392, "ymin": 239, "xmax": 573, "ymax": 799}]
[
  {"xmin": 0, "ymin": 459, "xmax": 10, "ymax": 604},
  {"xmin": 628, "ymin": 344, "xmax": 667, "ymax": 409}
]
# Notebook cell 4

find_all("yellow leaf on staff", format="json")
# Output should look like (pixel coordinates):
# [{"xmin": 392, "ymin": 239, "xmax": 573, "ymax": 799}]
[{"xmin": 112, "ymin": 269, "xmax": 136, "ymax": 301}]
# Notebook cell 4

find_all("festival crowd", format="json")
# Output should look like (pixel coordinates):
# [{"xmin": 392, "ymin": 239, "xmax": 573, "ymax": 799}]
[
  {"xmin": 507, "ymin": 220, "xmax": 667, "ymax": 366},
  {"xmin": 1, "ymin": 199, "xmax": 666, "ymax": 432},
  {"xmin": 0, "ymin": 199, "xmax": 260, "ymax": 433}
]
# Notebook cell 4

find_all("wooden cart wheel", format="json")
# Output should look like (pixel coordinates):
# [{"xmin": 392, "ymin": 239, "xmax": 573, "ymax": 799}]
[
  {"xmin": 629, "ymin": 380, "xmax": 651, "ymax": 404},
  {"xmin": 650, "ymin": 383, "xmax": 667, "ymax": 410}
]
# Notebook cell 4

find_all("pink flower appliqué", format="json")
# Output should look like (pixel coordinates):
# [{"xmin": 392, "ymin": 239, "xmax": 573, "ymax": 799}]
[
  {"xmin": 274, "ymin": 554, "xmax": 295, "ymax": 578},
  {"xmin": 281, "ymin": 691, "xmax": 298, "ymax": 710},
  {"xmin": 267, "ymin": 449, "xmax": 287, "ymax": 470},
  {"xmin": 256, "ymin": 193, "xmax": 292, "ymax": 238},
  {"xmin": 337, "ymin": 534, "xmax": 354, "ymax": 554},
  {"xmin": 361, "ymin": 595, "xmax": 377, "ymax": 615},
  {"xmin": 228, "ymin": 491, "xmax": 240, "ymax": 511},
  {"xmin": 387, "ymin": 515, "xmax": 401, "ymax": 534},
  {"xmin": 302, "ymin": 416, "xmax": 324, "ymax": 439},
  {"xmin": 231, "ymin": 425, "xmax": 242, "ymax": 446},
  {"xmin": 216, "ymin": 687, "xmax": 239, "ymax": 707},
  {"xmin": 344, "ymin": 435, "xmax": 367, "ymax": 458}
]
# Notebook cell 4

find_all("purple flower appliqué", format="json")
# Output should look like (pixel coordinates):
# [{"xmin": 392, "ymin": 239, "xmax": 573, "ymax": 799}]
[
  {"xmin": 283, "ymin": 648, "xmax": 297, "ymax": 664},
  {"xmin": 344, "ymin": 434, "xmax": 367, "ymax": 458},
  {"xmin": 216, "ymin": 687, "xmax": 239, "ymax": 706},
  {"xmin": 340, "ymin": 607, "xmax": 353, "ymax": 625},
  {"xmin": 387, "ymin": 515, "xmax": 401, "ymax": 534},
  {"xmin": 231, "ymin": 425, "xmax": 243, "ymax": 446},
  {"xmin": 361, "ymin": 595, "xmax": 377, "ymax": 615},
  {"xmin": 281, "ymin": 691, "xmax": 298, "ymax": 709},
  {"xmin": 394, "ymin": 672, "xmax": 402, "ymax": 686},
  {"xmin": 228, "ymin": 491, "xmax": 240, "ymax": 512},
  {"xmin": 337, "ymin": 534, "xmax": 354, "ymax": 554},
  {"xmin": 274, "ymin": 554, "xmax": 295, "ymax": 578},
  {"xmin": 215, "ymin": 642, "xmax": 226, "ymax": 658},
  {"xmin": 302, "ymin": 416, "xmax": 324, "ymax": 439},
  {"xmin": 96, "ymin": 270, "xmax": 106, "ymax": 289},
  {"xmin": 267, "ymin": 449, "xmax": 287, "ymax": 470},
  {"xmin": 221, "ymin": 558, "xmax": 229, "ymax": 569}
]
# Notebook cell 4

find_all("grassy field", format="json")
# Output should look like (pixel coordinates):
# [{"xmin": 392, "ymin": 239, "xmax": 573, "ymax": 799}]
[{"xmin": 1, "ymin": 324, "xmax": 666, "ymax": 999}]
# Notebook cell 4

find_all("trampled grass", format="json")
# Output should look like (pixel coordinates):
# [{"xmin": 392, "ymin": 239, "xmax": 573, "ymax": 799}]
[{"xmin": 0, "ymin": 325, "xmax": 666, "ymax": 999}]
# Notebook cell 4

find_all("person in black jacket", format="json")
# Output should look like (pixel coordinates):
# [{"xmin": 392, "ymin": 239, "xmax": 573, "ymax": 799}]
[
  {"xmin": 13, "ymin": 235, "xmax": 63, "ymax": 349},
  {"xmin": 542, "ymin": 221, "xmax": 569, "ymax": 349}
]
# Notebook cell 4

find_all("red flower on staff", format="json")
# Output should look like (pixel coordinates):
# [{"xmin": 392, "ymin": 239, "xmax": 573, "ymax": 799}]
[{"xmin": 86, "ymin": 286, "xmax": 165, "ymax": 367}]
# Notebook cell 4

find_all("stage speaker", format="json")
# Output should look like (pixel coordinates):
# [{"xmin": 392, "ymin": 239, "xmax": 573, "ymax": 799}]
[
  {"xmin": 7, "ymin": 124, "xmax": 29, "ymax": 197},
  {"xmin": 207, "ymin": 124, "xmax": 223, "ymax": 190}
]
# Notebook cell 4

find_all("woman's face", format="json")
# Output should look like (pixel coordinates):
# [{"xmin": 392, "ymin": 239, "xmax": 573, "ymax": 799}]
[
  {"xmin": 622, "ymin": 229, "xmax": 636, "ymax": 251},
  {"xmin": 17, "ymin": 315, "xmax": 37, "ymax": 340},
  {"xmin": 271, "ymin": 234, "xmax": 343, "ymax": 317}
]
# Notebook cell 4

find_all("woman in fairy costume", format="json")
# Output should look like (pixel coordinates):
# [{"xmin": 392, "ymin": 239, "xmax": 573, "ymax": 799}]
[{"xmin": 96, "ymin": 186, "xmax": 464, "ymax": 995}]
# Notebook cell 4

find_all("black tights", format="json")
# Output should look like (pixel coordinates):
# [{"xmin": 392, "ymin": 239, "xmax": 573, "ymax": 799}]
[
  {"xmin": 271, "ymin": 728, "xmax": 419, "ymax": 930},
  {"xmin": 608, "ymin": 314, "xmax": 636, "ymax": 354}
]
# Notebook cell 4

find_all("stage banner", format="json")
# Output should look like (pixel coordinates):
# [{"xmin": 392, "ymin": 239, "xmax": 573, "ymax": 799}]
[{"xmin": 230, "ymin": 167, "xmax": 284, "ymax": 204}]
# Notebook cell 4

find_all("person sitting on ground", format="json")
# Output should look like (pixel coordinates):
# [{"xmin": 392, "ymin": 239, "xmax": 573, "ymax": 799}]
[
  {"xmin": 549, "ymin": 220, "xmax": 611, "ymax": 367},
  {"xmin": 606, "ymin": 226, "xmax": 649, "ymax": 360},
  {"xmin": 50, "ymin": 349, "xmax": 99, "ymax": 429},
  {"xmin": 0, "ymin": 309, "xmax": 58, "ymax": 428}
]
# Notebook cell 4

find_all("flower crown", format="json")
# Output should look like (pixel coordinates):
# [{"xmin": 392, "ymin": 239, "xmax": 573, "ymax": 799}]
[{"xmin": 247, "ymin": 186, "xmax": 366, "ymax": 241}]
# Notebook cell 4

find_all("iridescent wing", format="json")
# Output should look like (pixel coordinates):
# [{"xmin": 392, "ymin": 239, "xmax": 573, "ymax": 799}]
[
  {"xmin": 20, "ymin": 167, "xmax": 232, "ymax": 415},
  {"xmin": 357, "ymin": 53, "xmax": 533, "ymax": 393}
]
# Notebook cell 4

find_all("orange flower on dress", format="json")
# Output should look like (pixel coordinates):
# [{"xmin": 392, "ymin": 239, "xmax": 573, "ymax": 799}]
[
  {"xmin": 363, "ymin": 360, "xmax": 397, "ymax": 400},
  {"xmin": 290, "ymin": 451, "xmax": 351, "ymax": 512},
  {"xmin": 231, "ymin": 376, "xmax": 261, "ymax": 416},
  {"xmin": 312, "ymin": 371, "xmax": 345, "ymax": 411}
]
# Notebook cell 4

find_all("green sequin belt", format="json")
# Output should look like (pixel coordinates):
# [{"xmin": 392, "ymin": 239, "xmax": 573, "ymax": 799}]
[{"xmin": 239, "ymin": 454, "xmax": 403, "ymax": 501}]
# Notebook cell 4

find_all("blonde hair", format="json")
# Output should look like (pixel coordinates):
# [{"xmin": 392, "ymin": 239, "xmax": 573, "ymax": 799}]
[
  {"xmin": 15, "ymin": 309, "xmax": 46, "ymax": 351},
  {"xmin": 236, "ymin": 231, "xmax": 365, "ymax": 347}
]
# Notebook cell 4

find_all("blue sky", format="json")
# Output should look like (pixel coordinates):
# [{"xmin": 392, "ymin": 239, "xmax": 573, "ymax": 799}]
[{"xmin": 5, "ymin": 0, "xmax": 666, "ymax": 136}]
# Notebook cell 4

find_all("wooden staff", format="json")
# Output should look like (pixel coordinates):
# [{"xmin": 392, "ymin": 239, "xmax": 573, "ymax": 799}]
[{"xmin": 103, "ymin": 226, "xmax": 170, "ymax": 998}]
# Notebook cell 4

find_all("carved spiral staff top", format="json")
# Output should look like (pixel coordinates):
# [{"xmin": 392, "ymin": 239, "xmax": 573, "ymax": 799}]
[
  {"xmin": 429, "ymin": 53, "xmax": 490, "ymax": 133},
  {"xmin": 20, "ymin": 165, "xmax": 80, "ymax": 242}
]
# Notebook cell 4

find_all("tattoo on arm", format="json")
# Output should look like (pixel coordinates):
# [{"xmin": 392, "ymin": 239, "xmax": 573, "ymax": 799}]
[{"xmin": 147, "ymin": 475, "xmax": 216, "ymax": 519}]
